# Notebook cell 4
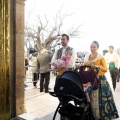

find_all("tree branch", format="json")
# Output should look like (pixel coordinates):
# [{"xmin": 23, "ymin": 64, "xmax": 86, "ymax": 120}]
[{"xmin": 25, "ymin": 7, "xmax": 81, "ymax": 51}]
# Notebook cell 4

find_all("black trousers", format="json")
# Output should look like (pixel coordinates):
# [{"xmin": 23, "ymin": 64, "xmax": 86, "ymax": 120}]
[
  {"xmin": 117, "ymin": 67, "xmax": 120, "ymax": 80},
  {"xmin": 109, "ymin": 68, "xmax": 119, "ymax": 90},
  {"xmin": 40, "ymin": 72, "xmax": 50, "ymax": 92},
  {"xmin": 33, "ymin": 73, "xmax": 39, "ymax": 86}
]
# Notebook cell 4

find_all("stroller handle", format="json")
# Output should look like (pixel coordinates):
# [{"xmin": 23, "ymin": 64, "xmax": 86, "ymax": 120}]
[{"xmin": 49, "ymin": 92, "xmax": 84, "ymax": 102}]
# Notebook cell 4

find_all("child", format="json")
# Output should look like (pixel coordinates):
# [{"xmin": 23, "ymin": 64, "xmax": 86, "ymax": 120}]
[
  {"xmin": 51, "ymin": 50, "xmax": 72, "ymax": 76},
  {"xmin": 83, "ymin": 82, "xmax": 92, "ymax": 91}
]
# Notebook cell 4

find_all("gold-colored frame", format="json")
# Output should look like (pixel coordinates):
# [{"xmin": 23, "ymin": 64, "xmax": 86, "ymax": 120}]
[{"xmin": 0, "ymin": 0, "xmax": 10, "ymax": 119}]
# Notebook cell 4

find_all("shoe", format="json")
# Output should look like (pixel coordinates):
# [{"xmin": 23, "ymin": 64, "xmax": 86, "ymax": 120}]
[
  {"xmin": 24, "ymin": 85, "xmax": 28, "ymax": 88},
  {"xmin": 117, "ymin": 79, "xmax": 119, "ymax": 82},
  {"xmin": 45, "ymin": 91, "xmax": 49, "ymax": 93}
]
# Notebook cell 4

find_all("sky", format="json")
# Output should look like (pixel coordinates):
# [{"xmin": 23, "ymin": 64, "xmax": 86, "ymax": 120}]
[{"xmin": 25, "ymin": 0, "xmax": 120, "ymax": 53}]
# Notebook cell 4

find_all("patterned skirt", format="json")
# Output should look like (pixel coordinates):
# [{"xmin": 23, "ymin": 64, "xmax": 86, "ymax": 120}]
[{"xmin": 91, "ymin": 75, "xmax": 119, "ymax": 120}]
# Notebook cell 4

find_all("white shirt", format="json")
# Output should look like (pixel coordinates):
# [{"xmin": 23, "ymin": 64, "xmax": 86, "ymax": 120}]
[
  {"xmin": 51, "ymin": 47, "xmax": 77, "ymax": 68},
  {"xmin": 105, "ymin": 51, "xmax": 119, "ymax": 69}
]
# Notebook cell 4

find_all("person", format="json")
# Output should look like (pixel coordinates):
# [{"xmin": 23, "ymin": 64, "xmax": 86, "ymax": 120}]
[
  {"xmin": 30, "ymin": 49, "xmax": 39, "ymax": 88},
  {"xmin": 77, "ymin": 41, "xmax": 119, "ymax": 120},
  {"xmin": 24, "ymin": 51, "xmax": 29, "ymax": 87},
  {"xmin": 117, "ymin": 50, "xmax": 120, "ymax": 82},
  {"xmin": 37, "ymin": 48, "xmax": 53, "ymax": 93},
  {"xmin": 117, "ymin": 68, "xmax": 120, "ymax": 82},
  {"xmin": 51, "ymin": 50, "xmax": 72, "ymax": 76},
  {"xmin": 105, "ymin": 46, "xmax": 119, "ymax": 90},
  {"xmin": 51, "ymin": 34, "xmax": 77, "ymax": 79}
]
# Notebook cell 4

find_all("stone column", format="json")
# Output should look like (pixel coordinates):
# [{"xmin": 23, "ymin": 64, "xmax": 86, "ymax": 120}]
[
  {"xmin": 0, "ymin": 0, "xmax": 25, "ymax": 119},
  {"xmin": 15, "ymin": 0, "xmax": 26, "ymax": 115}
]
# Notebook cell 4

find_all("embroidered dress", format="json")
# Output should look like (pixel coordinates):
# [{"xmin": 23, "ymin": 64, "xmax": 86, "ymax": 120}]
[
  {"xmin": 99, "ymin": 75, "xmax": 118, "ymax": 120},
  {"xmin": 84, "ymin": 54, "xmax": 119, "ymax": 120}
]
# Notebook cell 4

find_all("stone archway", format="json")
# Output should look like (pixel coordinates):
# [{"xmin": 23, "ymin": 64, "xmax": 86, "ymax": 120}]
[{"xmin": 0, "ymin": 0, "xmax": 25, "ymax": 120}]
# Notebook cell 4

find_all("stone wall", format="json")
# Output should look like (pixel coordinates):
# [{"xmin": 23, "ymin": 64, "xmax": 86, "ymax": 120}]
[{"xmin": 0, "ymin": 0, "xmax": 25, "ymax": 119}]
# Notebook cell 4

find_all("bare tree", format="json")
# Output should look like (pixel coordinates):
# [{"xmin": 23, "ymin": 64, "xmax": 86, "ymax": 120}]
[{"xmin": 25, "ymin": 9, "xmax": 81, "ymax": 51}]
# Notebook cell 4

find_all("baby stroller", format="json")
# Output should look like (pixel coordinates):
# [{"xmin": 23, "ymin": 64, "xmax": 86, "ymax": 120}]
[{"xmin": 49, "ymin": 66, "xmax": 99, "ymax": 120}]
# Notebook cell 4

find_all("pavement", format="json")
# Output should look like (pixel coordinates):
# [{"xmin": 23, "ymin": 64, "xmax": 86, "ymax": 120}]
[{"xmin": 19, "ymin": 72, "xmax": 120, "ymax": 120}]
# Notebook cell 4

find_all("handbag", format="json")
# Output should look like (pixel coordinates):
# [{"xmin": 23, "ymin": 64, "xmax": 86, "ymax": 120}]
[{"xmin": 78, "ymin": 66, "xmax": 99, "ymax": 90}]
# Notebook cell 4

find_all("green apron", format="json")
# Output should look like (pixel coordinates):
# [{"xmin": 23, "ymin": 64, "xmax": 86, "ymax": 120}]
[{"xmin": 109, "ymin": 63, "xmax": 115, "ymax": 69}]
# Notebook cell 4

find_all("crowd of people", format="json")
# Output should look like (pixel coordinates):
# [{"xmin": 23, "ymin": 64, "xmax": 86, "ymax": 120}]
[{"xmin": 24, "ymin": 34, "xmax": 120, "ymax": 119}]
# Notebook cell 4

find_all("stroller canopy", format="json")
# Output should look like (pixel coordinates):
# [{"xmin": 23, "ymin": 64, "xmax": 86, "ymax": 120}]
[{"xmin": 54, "ymin": 71, "xmax": 84, "ymax": 99}]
